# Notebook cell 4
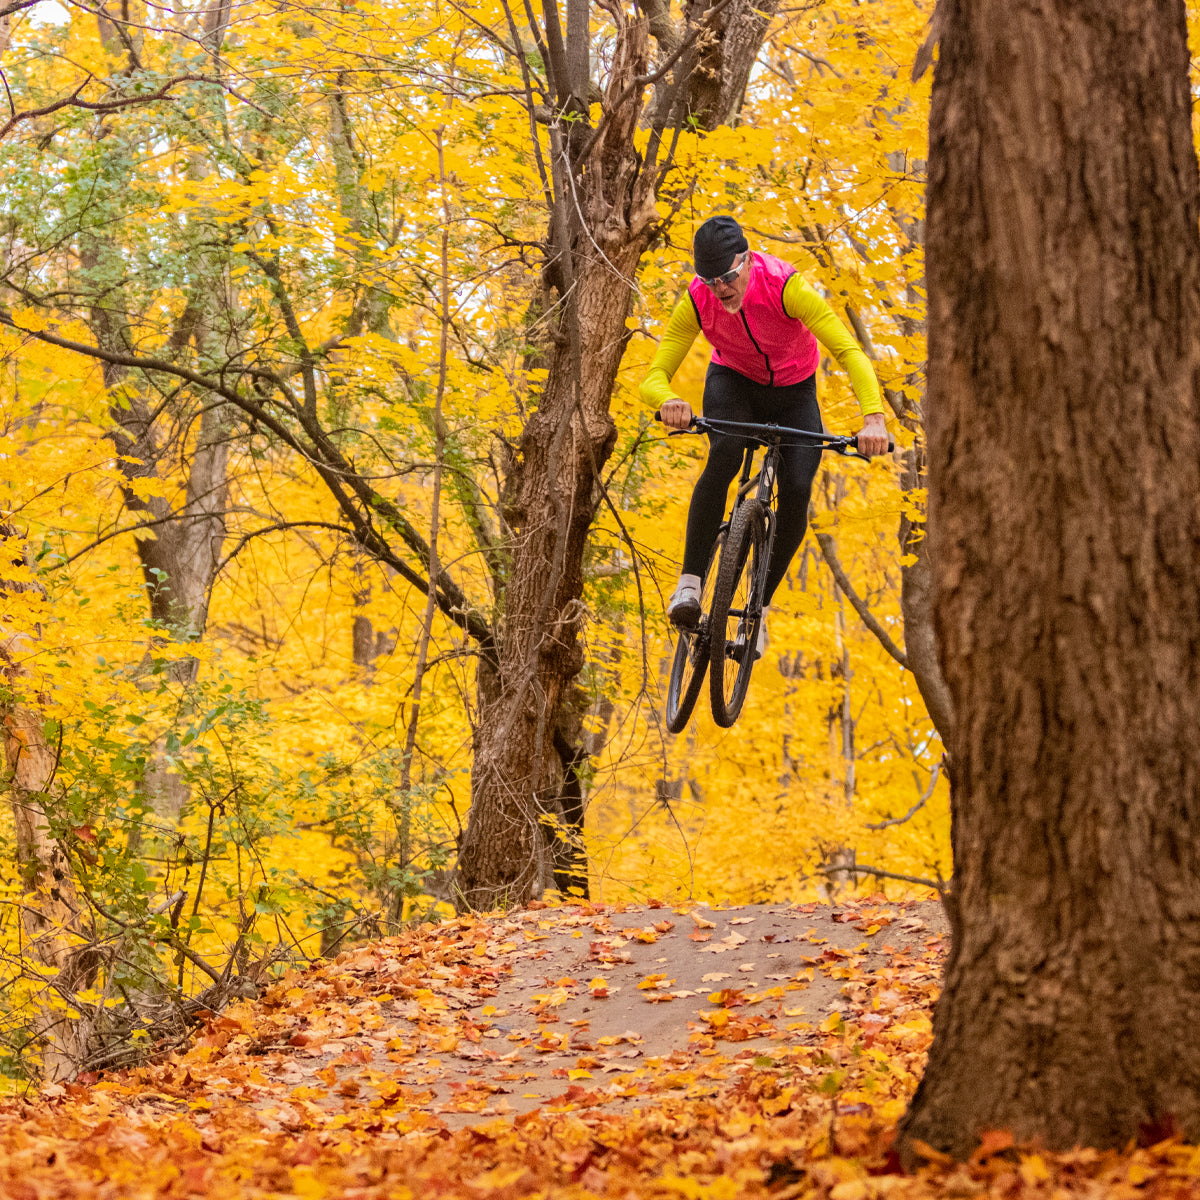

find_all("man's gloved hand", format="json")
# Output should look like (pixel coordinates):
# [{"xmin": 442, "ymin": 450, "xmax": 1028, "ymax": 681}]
[{"xmin": 659, "ymin": 399, "xmax": 693, "ymax": 430}]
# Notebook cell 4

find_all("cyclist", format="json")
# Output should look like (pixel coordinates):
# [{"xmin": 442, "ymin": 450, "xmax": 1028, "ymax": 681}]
[{"xmin": 641, "ymin": 215, "xmax": 889, "ymax": 656}]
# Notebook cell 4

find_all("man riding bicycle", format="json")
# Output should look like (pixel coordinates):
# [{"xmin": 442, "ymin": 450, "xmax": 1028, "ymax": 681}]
[{"xmin": 641, "ymin": 215, "xmax": 889, "ymax": 656}]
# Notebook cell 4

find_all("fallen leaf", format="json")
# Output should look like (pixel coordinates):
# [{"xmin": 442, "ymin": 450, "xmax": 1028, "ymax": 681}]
[{"xmin": 637, "ymin": 974, "xmax": 673, "ymax": 990}]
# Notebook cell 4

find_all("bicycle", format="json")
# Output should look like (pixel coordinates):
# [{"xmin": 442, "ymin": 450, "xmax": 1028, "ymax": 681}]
[{"xmin": 659, "ymin": 414, "xmax": 892, "ymax": 731}]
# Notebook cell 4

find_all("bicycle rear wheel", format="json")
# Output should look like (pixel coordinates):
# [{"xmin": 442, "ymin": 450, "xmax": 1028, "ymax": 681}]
[
  {"xmin": 664, "ymin": 531, "xmax": 723, "ymax": 734},
  {"xmin": 709, "ymin": 500, "xmax": 767, "ymax": 728}
]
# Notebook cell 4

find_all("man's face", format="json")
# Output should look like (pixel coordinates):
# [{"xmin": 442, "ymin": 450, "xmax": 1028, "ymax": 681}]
[{"xmin": 705, "ymin": 251, "xmax": 752, "ymax": 313}]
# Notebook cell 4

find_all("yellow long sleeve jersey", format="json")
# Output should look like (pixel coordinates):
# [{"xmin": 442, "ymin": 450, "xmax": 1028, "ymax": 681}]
[{"xmin": 639, "ymin": 270, "xmax": 883, "ymax": 418}]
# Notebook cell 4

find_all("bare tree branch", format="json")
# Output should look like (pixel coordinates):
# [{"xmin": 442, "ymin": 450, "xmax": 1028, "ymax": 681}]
[
  {"xmin": 0, "ymin": 311, "xmax": 496, "ymax": 648},
  {"xmin": 866, "ymin": 762, "xmax": 941, "ymax": 829},
  {"xmin": 0, "ymin": 72, "xmax": 269, "ymax": 141},
  {"xmin": 814, "ymin": 529, "xmax": 908, "ymax": 668},
  {"xmin": 816, "ymin": 863, "xmax": 945, "ymax": 890}
]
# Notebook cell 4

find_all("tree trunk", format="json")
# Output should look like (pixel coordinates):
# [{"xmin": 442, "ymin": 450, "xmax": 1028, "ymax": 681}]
[
  {"xmin": 83, "ymin": 192, "xmax": 231, "ymax": 821},
  {"xmin": 456, "ymin": 232, "xmax": 650, "ymax": 907},
  {"xmin": 0, "ymin": 529, "xmax": 93, "ymax": 1081},
  {"xmin": 81, "ymin": 34, "xmax": 233, "ymax": 678},
  {"xmin": 454, "ymin": 6, "xmax": 657, "ymax": 909},
  {"xmin": 116, "ymin": 393, "xmax": 229, "ymax": 661},
  {"xmin": 678, "ymin": 0, "xmax": 778, "ymax": 127},
  {"xmin": 107, "ymin": 378, "xmax": 229, "ymax": 821},
  {"xmin": 900, "ymin": 0, "xmax": 1200, "ymax": 1157},
  {"xmin": 455, "ymin": 0, "xmax": 778, "ymax": 909}
]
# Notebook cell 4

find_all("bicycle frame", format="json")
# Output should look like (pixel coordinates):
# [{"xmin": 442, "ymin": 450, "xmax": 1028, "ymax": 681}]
[{"xmin": 667, "ymin": 414, "xmax": 879, "ymax": 590}]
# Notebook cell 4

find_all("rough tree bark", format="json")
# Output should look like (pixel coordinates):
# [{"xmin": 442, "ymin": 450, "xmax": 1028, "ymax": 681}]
[
  {"xmin": 899, "ymin": 0, "xmax": 1200, "ymax": 1156},
  {"xmin": 455, "ymin": 20, "xmax": 656, "ymax": 900},
  {"xmin": 454, "ymin": 0, "xmax": 779, "ymax": 909},
  {"xmin": 0, "ymin": 527, "xmax": 93, "ymax": 1081}
]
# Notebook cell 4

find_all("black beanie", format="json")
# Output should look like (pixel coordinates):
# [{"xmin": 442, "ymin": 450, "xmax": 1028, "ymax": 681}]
[{"xmin": 694, "ymin": 216, "xmax": 748, "ymax": 277}]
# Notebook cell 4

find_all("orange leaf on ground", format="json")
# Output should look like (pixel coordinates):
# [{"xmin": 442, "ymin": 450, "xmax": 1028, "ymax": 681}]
[{"xmin": 971, "ymin": 1128, "xmax": 1015, "ymax": 1162}]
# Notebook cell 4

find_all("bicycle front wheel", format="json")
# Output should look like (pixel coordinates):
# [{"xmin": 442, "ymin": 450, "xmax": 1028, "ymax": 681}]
[
  {"xmin": 664, "ymin": 530, "xmax": 723, "ymax": 734},
  {"xmin": 709, "ymin": 500, "xmax": 767, "ymax": 728}
]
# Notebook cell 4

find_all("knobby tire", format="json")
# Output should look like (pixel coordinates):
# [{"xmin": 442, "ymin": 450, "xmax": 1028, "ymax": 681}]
[
  {"xmin": 664, "ymin": 530, "xmax": 724, "ymax": 734},
  {"xmin": 709, "ymin": 500, "xmax": 767, "ymax": 728}
]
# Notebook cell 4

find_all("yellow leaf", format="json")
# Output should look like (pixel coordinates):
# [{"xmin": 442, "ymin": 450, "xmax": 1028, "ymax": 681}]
[
  {"xmin": 1019, "ymin": 1154, "xmax": 1051, "ymax": 1184},
  {"xmin": 638, "ymin": 973, "xmax": 672, "ymax": 990},
  {"xmin": 1128, "ymin": 1161, "xmax": 1154, "ymax": 1186}
]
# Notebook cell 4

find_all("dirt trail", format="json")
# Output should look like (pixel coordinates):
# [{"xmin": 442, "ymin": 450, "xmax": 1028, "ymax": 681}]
[{"xmin": 232, "ymin": 897, "xmax": 948, "ymax": 1129}]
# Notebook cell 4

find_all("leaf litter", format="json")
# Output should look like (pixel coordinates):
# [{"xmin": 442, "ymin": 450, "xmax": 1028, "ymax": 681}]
[{"xmin": 0, "ymin": 897, "xmax": 1188, "ymax": 1197}]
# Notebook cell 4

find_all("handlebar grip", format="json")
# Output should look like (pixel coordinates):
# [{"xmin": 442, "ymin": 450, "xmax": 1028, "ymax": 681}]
[{"xmin": 657, "ymin": 408, "xmax": 700, "ymax": 432}]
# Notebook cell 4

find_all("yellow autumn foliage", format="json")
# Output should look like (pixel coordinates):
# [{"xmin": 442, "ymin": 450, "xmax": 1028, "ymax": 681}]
[{"xmin": 0, "ymin": 0, "xmax": 948, "ymax": 1077}]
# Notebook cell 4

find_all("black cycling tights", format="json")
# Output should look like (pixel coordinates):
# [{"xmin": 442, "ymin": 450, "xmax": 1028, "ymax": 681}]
[{"xmin": 682, "ymin": 364, "xmax": 823, "ymax": 605}]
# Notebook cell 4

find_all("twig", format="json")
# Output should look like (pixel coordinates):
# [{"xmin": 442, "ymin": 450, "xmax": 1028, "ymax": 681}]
[
  {"xmin": 814, "ymin": 529, "xmax": 908, "ymax": 668},
  {"xmin": 161, "ymin": 932, "xmax": 223, "ymax": 985},
  {"xmin": 815, "ymin": 863, "xmax": 942, "ymax": 890},
  {"xmin": 866, "ymin": 762, "xmax": 940, "ymax": 830}
]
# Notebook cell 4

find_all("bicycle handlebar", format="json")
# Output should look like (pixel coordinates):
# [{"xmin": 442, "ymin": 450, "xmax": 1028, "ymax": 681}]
[{"xmin": 653, "ymin": 412, "xmax": 895, "ymax": 459}]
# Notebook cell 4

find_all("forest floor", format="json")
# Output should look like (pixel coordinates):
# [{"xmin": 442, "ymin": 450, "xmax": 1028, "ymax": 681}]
[{"xmin": 0, "ymin": 896, "xmax": 1186, "ymax": 1198}]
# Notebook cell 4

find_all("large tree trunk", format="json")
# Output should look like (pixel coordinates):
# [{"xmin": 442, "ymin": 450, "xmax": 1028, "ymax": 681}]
[
  {"xmin": 455, "ymin": 6, "xmax": 656, "ymax": 909},
  {"xmin": 456, "ymin": 229, "xmax": 653, "ymax": 907},
  {"xmin": 900, "ymin": 0, "xmax": 1200, "ymax": 1157},
  {"xmin": 454, "ymin": 0, "xmax": 778, "ymax": 909}
]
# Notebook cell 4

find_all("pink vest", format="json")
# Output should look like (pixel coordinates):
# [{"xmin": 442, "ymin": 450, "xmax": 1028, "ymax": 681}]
[{"xmin": 688, "ymin": 252, "xmax": 820, "ymax": 387}]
